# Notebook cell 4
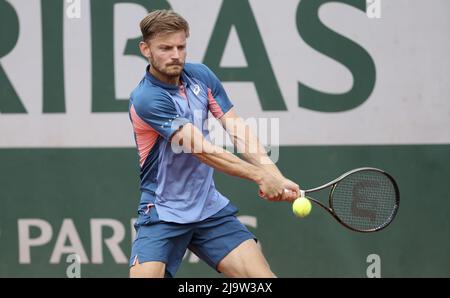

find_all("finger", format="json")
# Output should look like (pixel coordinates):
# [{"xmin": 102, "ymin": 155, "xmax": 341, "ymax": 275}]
[
  {"xmin": 269, "ymin": 194, "xmax": 278, "ymax": 202},
  {"xmin": 288, "ymin": 192, "xmax": 298, "ymax": 202},
  {"xmin": 282, "ymin": 188, "xmax": 296, "ymax": 199},
  {"xmin": 290, "ymin": 188, "xmax": 301, "ymax": 201},
  {"xmin": 281, "ymin": 189, "xmax": 291, "ymax": 201}
]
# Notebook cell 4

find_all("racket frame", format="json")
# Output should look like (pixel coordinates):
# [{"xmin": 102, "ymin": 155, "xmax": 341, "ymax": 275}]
[{"xmin": 300, "ymin": 167, "xmax": 400, "ymax": 232}]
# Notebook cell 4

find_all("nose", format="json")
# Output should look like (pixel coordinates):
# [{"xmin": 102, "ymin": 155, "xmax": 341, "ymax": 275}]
[{"xmin": 172, "ymin": 48, "xmax": 180, "ymax": 59}]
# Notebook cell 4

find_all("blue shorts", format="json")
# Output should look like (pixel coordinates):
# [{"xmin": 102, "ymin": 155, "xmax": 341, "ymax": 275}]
[{"xmin": 129, "ymin": 202, "xmax": 256, "ymax": 278}]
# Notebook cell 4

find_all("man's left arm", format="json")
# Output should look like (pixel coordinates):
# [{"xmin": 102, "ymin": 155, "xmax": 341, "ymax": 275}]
[
  {"xmin": 198, "ymin": 63, "xmax": 299, "ymax": 197},
  {"xmin": 219, "ymin": 107, "xmax": 300, "ymax": 196}
]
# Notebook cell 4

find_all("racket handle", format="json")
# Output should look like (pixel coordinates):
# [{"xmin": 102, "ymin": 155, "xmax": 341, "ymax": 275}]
[{"xmin": 259, "ymin": 188, "xmax": 291, "ymax": 198}]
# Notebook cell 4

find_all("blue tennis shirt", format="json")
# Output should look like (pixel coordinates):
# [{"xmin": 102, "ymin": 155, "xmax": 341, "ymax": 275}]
[{"xmin": 129, "ymin": 63, "xmax": 234, "ymax": 223}]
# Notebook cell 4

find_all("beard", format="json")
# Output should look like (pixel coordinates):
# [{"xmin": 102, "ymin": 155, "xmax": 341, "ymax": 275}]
[
  {"xmin": 163, "ymin": 63, "xmax": 184, "ymax": 76},
  {"xmin": 150, "ymin": 56, "xmax": 184, "ymax": 78}
]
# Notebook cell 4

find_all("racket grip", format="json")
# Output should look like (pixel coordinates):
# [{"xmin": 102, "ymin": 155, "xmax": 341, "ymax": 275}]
[{"xmin": 259, "ymin": 188, "xmax": 290, "ymax": 198}]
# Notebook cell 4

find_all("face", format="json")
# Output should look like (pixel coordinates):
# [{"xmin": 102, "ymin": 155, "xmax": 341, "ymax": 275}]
[{"xmin": 140, "ymin": 31, "xmax": 187, "ymax": 83}]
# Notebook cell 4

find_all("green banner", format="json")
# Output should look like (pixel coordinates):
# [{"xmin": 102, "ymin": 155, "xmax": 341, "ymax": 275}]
[{"xmin": 1, "ymin": 145, "xmax": 449, "ymax": 277}]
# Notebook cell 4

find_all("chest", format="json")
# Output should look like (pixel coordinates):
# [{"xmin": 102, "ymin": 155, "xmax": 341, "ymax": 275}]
[{"xmin": 172, "ymin": 83, "xmax": 209, "ymax": 129}]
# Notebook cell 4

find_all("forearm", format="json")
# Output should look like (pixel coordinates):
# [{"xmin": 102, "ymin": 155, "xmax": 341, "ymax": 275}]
[
  {"xmin": 225, "ymin": 117, "xmax": 283, "ymax": 177},
  {"xmin": 172, "ymin": 124, "xmax": 264, "ymax": 183},
  {"xmin": 194, "ymin": 144, "xmax": 264, "ymax": 183}
]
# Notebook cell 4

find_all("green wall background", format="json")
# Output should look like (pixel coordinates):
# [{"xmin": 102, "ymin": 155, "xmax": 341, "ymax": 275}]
[{"xmin": 1, "ymin": 145, "xmax": 449, "ymax": 277}]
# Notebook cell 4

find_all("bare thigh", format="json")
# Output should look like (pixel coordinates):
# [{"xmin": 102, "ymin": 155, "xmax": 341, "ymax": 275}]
[
  {"xmin": 129, "ymin": 260, "xmax": 166, "ymax": 278},
  {"xmin": 217, "ymin": 239, "xmax": 276, "ymax": 278}
]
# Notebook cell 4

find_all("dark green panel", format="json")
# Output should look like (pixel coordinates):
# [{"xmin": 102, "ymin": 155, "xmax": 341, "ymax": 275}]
[
  {"xmin": 0, "ymin": 0, "xmax": 27, "ymax": 113},
  {"xmin": 0, "ymin": 145, "xmax": 449, "ymax": 277},
  {"xmin": 41, "ymin": 0, "xmax": 65, "ymax": 113}
]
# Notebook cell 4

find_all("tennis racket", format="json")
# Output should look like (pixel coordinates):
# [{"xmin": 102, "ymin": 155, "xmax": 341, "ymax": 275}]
[{"xmin": 299, "ymin": 167, "xmax": 400, "ymax": 232}]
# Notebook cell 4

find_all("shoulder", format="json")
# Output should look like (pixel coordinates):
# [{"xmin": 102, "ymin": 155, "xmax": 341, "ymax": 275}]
[
  {"xmin": 130, "ymin": 81, "xmax": 174, "ymax": 113},
  {"xmin": 183, "ymin": 63, "xmax": 217, "ymax": 86}
]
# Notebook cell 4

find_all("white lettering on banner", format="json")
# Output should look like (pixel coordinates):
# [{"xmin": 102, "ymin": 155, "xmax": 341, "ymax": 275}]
[
  {"xmin": 50, "ymin": 219, "xmax": 88, "ymax": 264},
  {"xmin": 17, "ymin": 216, "xmax": 258, "ymax": 265},
  {"xmin": 18, "ymin": 219, "xmax": 52, "ymax": 264},
  {"xmin": 1, "ymin": 1, "xmax": 449, "ymax": 147},
  {"xmin": 90, "ymin": 219, "xmax": 127, "ymax": 264}
]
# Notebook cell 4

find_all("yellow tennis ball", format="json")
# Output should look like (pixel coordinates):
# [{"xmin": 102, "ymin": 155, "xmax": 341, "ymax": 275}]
[{"xmin": 292, "ymin": 197, "xmax": 312, "ymax": 218}]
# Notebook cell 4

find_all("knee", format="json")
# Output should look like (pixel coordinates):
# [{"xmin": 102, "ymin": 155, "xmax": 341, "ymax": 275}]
[{"xmin": 246, "ymin": 267, "xmax": 277, "ymax": 278}]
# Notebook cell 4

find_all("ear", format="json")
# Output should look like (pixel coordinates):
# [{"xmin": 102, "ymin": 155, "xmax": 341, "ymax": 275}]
[{"xmin": 139, "ymin": 41, "xmax": 151, "ymax": 59}]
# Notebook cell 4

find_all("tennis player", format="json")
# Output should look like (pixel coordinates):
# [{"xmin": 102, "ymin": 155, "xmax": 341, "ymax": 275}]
[{"xmin": 128, "ymin": 9, "xmax": 300, "ymax": 278}]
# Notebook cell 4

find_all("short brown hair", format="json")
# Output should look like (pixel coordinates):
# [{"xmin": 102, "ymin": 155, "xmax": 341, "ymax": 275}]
[{"xmin": 140, "ymin": 10, "xmax": 190, "ymax": 41}]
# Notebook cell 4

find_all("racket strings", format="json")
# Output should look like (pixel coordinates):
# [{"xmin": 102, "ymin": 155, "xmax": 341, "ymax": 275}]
[{"xmin": 331, "ymin": 171, "xmax": 398, "ymax": 231}]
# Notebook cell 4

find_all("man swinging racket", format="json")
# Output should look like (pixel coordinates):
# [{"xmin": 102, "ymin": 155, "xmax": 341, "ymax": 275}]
[{"xmin": 128, "ymin": 9, "xmax": 300, "ymax": 278}]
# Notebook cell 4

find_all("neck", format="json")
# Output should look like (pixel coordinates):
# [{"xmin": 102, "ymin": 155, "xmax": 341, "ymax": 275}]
[{"xmin": 149, "ymin": 66, "xmax": 180, "ymax": 86}]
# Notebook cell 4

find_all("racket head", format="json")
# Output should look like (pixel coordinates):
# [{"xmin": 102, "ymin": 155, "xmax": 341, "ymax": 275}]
[{"xmin": 328, "ymin": 168, "xmax": 400, "ymax": 232}]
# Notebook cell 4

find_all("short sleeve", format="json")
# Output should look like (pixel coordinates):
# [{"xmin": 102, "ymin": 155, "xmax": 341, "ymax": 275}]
[
  {"xmin": 199, "ymin": 64, "xmax": 234, "ymax": 118},
  {"xmin": 132, "ymin": 93, "xmax": 191, "ymax": 140}
]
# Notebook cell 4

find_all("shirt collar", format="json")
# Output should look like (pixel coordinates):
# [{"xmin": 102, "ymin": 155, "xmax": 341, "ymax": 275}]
[{"xmin": 144, "ymin": 65, "xmax": 189, "ymax": 91}]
